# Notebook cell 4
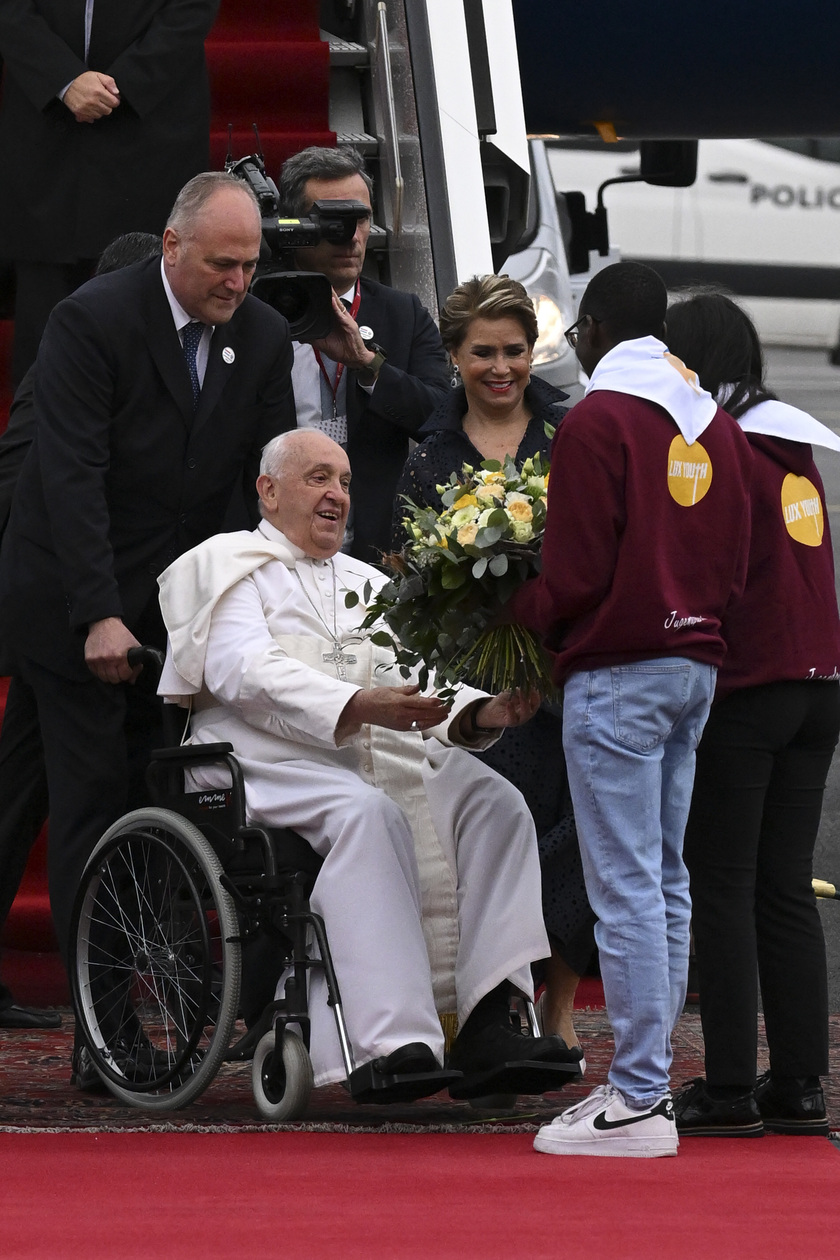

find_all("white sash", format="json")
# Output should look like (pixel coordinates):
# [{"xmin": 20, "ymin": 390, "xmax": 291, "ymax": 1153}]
[{"xmin": 587, "ymin": 335, "xmax": 718, "ymax": 444}]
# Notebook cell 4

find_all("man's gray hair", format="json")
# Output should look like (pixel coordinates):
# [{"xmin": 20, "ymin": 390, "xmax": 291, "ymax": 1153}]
[
  {"xmin": 166, "ymin": 171, "xmax": 260, "ymax": 236},
  {"xmin": 278, "ymin": 145, "xmax": 373, "ymax": 215},
  {"xmin": 259, "ymin": 431, "xmax": 299, "ymax": 479}
]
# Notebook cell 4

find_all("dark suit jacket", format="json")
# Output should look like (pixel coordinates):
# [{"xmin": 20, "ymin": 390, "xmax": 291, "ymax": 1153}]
[
  {"xmin": 0, "ymin": 366, "xmax": 35, "ymax": 538},
  {"xmin": 344, "ymin": 276, "xmax": 450, "ymax": 563},
  {"xmin": 0, "ymin": 257, "xmax": 295, "ymax": 678},
  {"xmin": 0, "ymin": 0, "xmax": 219, "ymax": 262}
]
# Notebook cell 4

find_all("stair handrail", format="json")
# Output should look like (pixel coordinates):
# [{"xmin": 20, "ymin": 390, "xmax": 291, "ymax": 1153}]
[{"xmin": 374, "ymin": 2, "xmax": 404, "ymax": 238}]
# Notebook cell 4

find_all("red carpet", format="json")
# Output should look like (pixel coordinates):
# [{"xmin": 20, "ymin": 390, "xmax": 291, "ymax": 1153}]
[
  {"xmin": 206, "ymin": 0, "xmax": 333, "ymax": 178},
  {"xmin": 1, "ymin": 1130, "xmax": 838, "ymax": 1259}
]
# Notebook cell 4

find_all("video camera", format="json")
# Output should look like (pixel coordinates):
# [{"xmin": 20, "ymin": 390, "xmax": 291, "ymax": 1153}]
[{"xmin": 227, "ymin": 152, "xmax": 371, "ymax": 340}]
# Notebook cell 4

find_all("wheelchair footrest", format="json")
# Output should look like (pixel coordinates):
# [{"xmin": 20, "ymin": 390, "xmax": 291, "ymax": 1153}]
[
  {"xmin": 448, "ymin": 1058, "xmax": 582, "ymax": 1100},
  {"xmin": 346, "ymin": 1062, "xmax": 463, "ymax": 1105}
]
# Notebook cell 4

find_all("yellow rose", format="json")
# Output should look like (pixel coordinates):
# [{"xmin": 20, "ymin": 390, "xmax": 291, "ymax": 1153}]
[
  {"xmin": 457, "ymin": 523, "xmax": 479, "ymax": 546},
  {"xmin": 507, "ymin": 499, "xmax": 534, "ymax": 522},
  {"xmin": 453, "ymin": 493, "xmax": 479, "ymax": 510},
  {"xmin": 484, "ymin": 471, "xmax": 506, "ymax": 484}
]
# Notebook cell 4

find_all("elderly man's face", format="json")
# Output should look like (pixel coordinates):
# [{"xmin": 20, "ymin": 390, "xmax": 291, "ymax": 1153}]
[
  {"xmin": 293, "ymin": 173, "xmax": 372, "ymax": 295},
  {"xmin": 162, "ymin": 186, "xmax": 262, "ymax": 325},
  {"xmin": 257, "ymin": 433, "xmax": 352, "ymax": 559}
]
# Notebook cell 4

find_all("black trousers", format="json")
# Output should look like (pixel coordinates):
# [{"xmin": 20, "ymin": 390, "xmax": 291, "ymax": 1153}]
[
  {"xmin": 683, "ymin": 680, "xmax": 840, "ymax": 1086},
  {"xmin": 17, "ymin": 654, "xmax": 163, "ymax": 967},
  {"xmin": 0, "ymin": 676, "xmax": 49, "ymax": 1009}
]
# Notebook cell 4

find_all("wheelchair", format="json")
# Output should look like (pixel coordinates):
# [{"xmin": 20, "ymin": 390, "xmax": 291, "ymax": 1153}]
[{"xmin": 70, "ymin": 649, "xmax": 576, "ymax": 1118}]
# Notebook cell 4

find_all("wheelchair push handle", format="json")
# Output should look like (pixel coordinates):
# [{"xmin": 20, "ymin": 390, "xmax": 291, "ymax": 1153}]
[{"xmin": 126, "ymin": 645, "xmax": 165, "ymax": 676}]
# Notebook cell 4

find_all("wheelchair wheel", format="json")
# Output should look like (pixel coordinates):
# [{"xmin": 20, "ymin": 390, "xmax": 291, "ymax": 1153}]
[
  {"xmin": 71, "ymin": 807, "xmax": 242, "ymax": 1110},
  {"xmin": 252, "ymin": 1029, "xmax": 313, "ymax": 1121}
]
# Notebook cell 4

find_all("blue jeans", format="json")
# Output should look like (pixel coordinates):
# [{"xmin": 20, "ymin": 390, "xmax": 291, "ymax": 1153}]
[{"xmin": 563, "ymin": 658, "xmax": 716, "ymax": 1105}]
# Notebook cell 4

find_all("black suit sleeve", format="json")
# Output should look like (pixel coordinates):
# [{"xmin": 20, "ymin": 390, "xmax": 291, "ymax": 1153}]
[
  {"xmin": 31, "ymin": 296, "xmax": 124, "ymax": 629},
  {"xmin": 356, "ymin": 294, "xmax": 450, "ymax": 437},
  {"xmin": 0, "ymin": 2, "xmax": 86, "ymax": 107}
]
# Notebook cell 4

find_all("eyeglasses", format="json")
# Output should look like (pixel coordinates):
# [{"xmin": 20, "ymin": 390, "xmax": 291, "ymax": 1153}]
[{"xmin": 564, "ymin": 313, "xmax": 600, "ymax": 350}]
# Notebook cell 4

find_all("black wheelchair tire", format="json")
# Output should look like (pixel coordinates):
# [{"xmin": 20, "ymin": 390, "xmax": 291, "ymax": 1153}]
[
  {"xmin": 252, "ymin": 1028, "xmax": 313, "ymax": 1121},
  {"xmin": 71, "ymin": 807, "xmax": 242, "ymax": 1110}
]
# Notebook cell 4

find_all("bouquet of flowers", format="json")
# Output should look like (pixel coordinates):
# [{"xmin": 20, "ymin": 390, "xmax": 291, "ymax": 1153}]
[{"xmin": 345, "ymin": 450, "xmax": 557, "ymax": 699}]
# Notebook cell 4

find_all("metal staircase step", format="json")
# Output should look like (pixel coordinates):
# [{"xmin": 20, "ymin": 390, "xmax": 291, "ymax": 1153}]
[
  {"xmin": 336, "ymin": 130, "xmax": 379, "ymax": 156},
  {"xmin": 324, "ymin": 32, "xmax": 369, "ymax": 68}
]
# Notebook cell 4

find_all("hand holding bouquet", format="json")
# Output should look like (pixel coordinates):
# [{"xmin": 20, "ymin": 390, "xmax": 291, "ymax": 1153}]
[{"xmin": 346, "ymin": 451, "xmax": 556, "ymax": 700}]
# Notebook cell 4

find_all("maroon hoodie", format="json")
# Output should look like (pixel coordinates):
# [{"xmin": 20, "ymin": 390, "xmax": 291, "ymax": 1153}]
[
  {"xmin": 508, "ymin": 390, "xmax": 754, "ymax": 682},
  {"xmin": 714, "ymin": 432, "xmax": 840, "ymax": 696}
]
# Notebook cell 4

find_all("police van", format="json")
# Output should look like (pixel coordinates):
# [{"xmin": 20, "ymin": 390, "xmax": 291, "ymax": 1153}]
[{"xmin": 546, "ymin": 137, "xmax": 840, "ymax": 350}]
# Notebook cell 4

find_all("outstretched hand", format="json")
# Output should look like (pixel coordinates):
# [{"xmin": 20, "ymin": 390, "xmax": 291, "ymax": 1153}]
[
  {"xmin": 470, "ymin": 689, "xmax": 541, "ymax": 731},
  {"xmin": 336, "ymin": 684, "xmax": 451, "ymax": 742}
]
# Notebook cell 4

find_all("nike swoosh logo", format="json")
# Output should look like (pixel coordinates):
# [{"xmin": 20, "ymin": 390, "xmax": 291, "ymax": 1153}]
[{"xmin": 593, "ymin": 1103, "xmax": 673, "ymax": 1131}]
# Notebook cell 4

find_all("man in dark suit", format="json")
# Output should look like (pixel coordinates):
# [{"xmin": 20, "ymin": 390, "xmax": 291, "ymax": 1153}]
[
  {"xmin": 0, "ymin": 0, "xmax": 220, "ymax": 384},
  {"xmin": 278, "ymin": 146, "xmax": 451, "ymax": 564},
  {"xmin": 0, "ymin": 232, "xmax": 163, "ymax": 1031},
  {"xmin": 0, "ymin": 171, "xmax": 295, "ymax": 972}
]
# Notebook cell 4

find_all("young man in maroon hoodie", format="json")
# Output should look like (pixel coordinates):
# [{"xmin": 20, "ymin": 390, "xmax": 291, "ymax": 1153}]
[{"xmin": 510, "ymin": 262, "xmax": 754, "ymax": 1157}]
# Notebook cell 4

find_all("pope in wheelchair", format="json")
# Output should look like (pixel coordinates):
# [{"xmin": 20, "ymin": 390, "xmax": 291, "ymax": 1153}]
[{"xmin": 152, "ymin": 430, "xmax": 580, "ymax": 1107}]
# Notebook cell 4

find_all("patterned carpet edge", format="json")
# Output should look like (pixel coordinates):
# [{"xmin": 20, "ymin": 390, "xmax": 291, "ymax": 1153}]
[{"xmin": 1, "ymin": 1010, "xmax": 838, "ymax": 1133}]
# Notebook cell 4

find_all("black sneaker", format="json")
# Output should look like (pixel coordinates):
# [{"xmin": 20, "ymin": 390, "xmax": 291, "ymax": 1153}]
[
  {"xmin": 754, "ymin": 1071, "xmax": 829, "ymax": 1135},
  {"xmin": 673, "ymin": 1077, "xmax": 764, "ymax": 1137}
]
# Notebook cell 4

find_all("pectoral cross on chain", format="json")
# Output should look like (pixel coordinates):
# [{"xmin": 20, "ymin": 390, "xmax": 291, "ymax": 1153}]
[{"xmin": 323, "ymin": 644, "xmax": 357, "ymax": 681}]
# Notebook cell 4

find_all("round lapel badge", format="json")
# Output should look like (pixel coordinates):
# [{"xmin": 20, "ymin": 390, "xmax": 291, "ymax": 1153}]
[
  {"xmin": 222, "ymin": 346, "xmax": 235, "ymax": 365},
  {"xmin": 357, "ymin": 325, "xmax": 374, "ymax": 342}
]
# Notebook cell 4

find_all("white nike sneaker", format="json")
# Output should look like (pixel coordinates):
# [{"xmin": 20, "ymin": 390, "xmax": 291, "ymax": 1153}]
[{"xmin": 534, "ymin": 1084, "xmax": 678, "ymax": 1158}]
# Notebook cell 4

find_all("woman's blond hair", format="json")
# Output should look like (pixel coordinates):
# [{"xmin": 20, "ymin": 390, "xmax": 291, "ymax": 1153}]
[{"xmin": 439, "ymin": 274, "xmax": 538, "ymax": 353}]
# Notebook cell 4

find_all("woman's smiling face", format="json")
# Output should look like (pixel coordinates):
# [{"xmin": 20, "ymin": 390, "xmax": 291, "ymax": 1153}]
[{"xmin": 450, "ymin": 315, "xmax": 533, "ymax": 417}]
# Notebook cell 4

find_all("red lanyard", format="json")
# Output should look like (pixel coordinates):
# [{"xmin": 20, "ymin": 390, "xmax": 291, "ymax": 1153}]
[{"xmin": 313, "ymin": 280, "xmax": 362, "ymax": 419}]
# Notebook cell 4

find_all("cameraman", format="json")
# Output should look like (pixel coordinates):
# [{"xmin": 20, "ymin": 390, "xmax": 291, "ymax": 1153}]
[{"xmin": 278, "ymin": 146, "xmax": 450, "ymax": 564}]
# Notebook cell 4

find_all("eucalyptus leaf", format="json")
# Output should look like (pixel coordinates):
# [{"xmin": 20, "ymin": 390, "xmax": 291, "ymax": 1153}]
[
  {"xmin": 440, "ymin": 565, "xmax": 467, "ymax": 589},
  {"xmin": 476, "ymin": 526, "xmax": 503, "ymax": 547}
]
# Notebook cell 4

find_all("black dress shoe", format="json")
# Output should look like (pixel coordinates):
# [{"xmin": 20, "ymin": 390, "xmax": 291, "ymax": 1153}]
[
  {"xmin": 0, "ymin": 1004, "xmax": 62, "ymax": 1030},
  {"xmin": 371, "ymin": 1042, "xmax": 441, "ymax": 1076},
  {"xmin": 348, "ymin": 1042, "xmax": 460, "ymax": 1104},
  {"xmin": 447, "ymin": 1021, "xmax": 583, "ymax": 1099},
  {"xmin": 673, "ymin": 1077, "xmax": 763, "ymax": 1137},
  {"xmin": 754, "ymin": 1071, "xmax": 829, "ymax": 1135},
  {"xmin": 70, "ymin": 1043, "xmax": 110, "ymax": 1094}
]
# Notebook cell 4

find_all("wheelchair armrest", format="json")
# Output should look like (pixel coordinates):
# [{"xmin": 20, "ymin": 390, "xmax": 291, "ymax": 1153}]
[{"xmin": 149, "ymin": 742, "xmax": 235, "ymax": 763}]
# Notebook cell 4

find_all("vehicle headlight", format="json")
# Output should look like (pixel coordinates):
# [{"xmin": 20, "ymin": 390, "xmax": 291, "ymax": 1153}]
[{"xmin": 531, "ymin": 294, "xmax": 570, "ymax": 365}]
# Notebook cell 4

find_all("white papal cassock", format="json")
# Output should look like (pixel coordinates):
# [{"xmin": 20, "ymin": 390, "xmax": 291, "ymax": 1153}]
[{"xmin": 158, "ymin": 521, "xmax": 550, "ymax": 1086}]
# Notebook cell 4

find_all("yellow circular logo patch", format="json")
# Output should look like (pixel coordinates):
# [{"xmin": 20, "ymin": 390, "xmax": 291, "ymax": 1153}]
[
  {"xmin": 781, "ymin": 474, "xmax": 824, "ymax": 546},
  {"xmin": 667, "ymin": 435, "xmax": 713, "ymax": 506}
]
